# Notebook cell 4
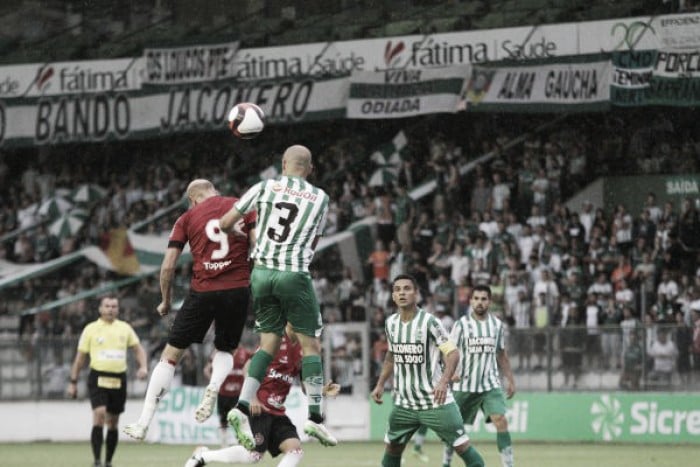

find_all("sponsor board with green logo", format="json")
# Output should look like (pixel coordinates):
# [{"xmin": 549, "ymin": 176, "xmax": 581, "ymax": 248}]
[{"xmin": 370, "ymin": 392, "xmax": 700, "ymax": 443}]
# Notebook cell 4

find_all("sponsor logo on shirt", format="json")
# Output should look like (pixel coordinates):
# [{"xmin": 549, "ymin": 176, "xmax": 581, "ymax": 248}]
[
  {"xmin": 203, "ymin": 260, "xmax": 232, "ymax": 270},
  {"xmin": 271, "ymin": 183, "xmax": 318, "ymax": 202}
]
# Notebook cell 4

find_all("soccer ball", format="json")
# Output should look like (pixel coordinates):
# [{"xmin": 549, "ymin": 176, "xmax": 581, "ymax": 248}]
[{"xmin": 227, "ymin": 102, "xmax": 265, "ymax": 139}]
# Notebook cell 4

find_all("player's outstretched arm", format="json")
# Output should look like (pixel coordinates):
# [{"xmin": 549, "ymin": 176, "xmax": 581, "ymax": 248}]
[
  {"xmin": 67, "ymin": 350, "xmax": 87, "ymax": 398},
  {"xmin": 435, "ymin": 347, "xmax": 459, "ymax": 405},
  {"xmin": 371, "ymin": 351, "xmax": 394, "ymax": 404},
  {"xmin": 219, "ymin": 207, "xmax": 243, "ymax": 233},
  {"xmin": 157, "ymin": 247, "xmax": 181, "ymax": 316},
  {"xmin": 131, "ymin": 342, "xmax": 149, "ymax": 379},
  {"xmin": 497, "ymin": 349, "xmax": 516, "ymax": 399}
]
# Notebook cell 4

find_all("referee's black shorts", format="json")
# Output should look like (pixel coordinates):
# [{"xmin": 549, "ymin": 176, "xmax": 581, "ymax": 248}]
[
  {"xmin": 88, "ymin": 370, "xmax": 127, "ymax": 414},
  {"xmin": 250, "ymin": 412, "xmax": 299, "ymax": 457},
  {"xmin": 168, "ymin": 287, "xmax": 249, "ymax": 351}
]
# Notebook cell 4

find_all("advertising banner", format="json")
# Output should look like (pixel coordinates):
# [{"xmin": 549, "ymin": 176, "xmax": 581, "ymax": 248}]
[
  {"xmin": 370, "ymin": 392, "xmax": 700, "ymax": 443},
  {"xmin": 346, "ymin": 66, "xmax": 466, "ymax": 119},
  {"xmin": 223, "ymin": 13, "xmax": 700, "ymax": 82},
  {"xmin": 0, "ymin": 58, "xmax": 142, "ymax": 99},
  {"xmin": 459, "ymin": 61, "xmax": 610, "ymax": 112},
  {"xmin": 143, "ymin": 41, "xmax": 240, "ymax": 85},
  {"xmin": 146, "ymin": 385, "xmax": 308, "ymax": 444}
]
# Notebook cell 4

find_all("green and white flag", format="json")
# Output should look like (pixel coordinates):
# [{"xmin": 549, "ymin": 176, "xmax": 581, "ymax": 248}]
[{"xmin": 370, "ymin": 130, "xmax": 408, "ymax": 170}]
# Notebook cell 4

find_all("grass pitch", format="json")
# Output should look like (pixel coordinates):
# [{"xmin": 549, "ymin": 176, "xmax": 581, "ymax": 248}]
[{"xmin": 2, "ymin": 440, "xmax": 697, "ymax": 467}]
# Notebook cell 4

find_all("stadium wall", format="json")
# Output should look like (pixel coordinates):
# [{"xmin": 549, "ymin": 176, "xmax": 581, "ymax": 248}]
[
  {"xmin": 0, "ymin": 387, "xmax": 369, "ymax": 442},
  {"xmin": 370, "ymin": 392, "xmax": 700, "ymax": 444},
  {"xmin": 7, "ymin": 390, "xmax": 700, "ymax": 444}
]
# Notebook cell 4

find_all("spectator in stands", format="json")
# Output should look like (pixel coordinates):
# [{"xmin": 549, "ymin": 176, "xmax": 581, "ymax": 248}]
[
  {"xmin": 619, "ymin": 330, "xmax": 644, "ymax": 390},
  {"xmin": 600, "ymin": 300, "xmax": 622, "ymax": 370},
  {"xmin": 367, "ymin": 240, "xmax": 390, "ymax": 292},
  {"xmin": 412, "ymin": 211, "xmax": 436, "ymax": 258},
  {"xmin": 393, "ymin": 184, "xmax": 414, "ymax": 252},
  {"xmin": 675, "ymin": 310, "xmax": 693, "ymax": 386},
  {"xmin": 561, "ymin": 304, "xmax": 585, "ymax": 388},
  {"xmin": 584, "ymin": 292, "xmax": 603, "ymax": 369},
  {"xmin": 511, "ymin": 289, "xmax": 533, "ymax": 372},
  {"xmin": 648, "ymin": 329, "xmax": 679, "ymax": 384}
]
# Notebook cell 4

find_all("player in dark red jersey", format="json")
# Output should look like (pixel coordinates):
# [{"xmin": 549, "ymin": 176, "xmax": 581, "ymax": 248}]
[
  {"xmin": 204, "ymin": 346, "xmax": 253, "ymax": 446},
  {"xmin": 125, "ymin": 179, "xmax": 256, "ymax": 440},
  {"xmin": 184, "ymin": 324, "xmax": 339, "ymax": 467}
]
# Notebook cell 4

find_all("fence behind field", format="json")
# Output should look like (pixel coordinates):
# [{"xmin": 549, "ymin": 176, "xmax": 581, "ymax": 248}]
[{"xmin": 0, "ymin": 322, "xmax": 698, "ymax": 400}]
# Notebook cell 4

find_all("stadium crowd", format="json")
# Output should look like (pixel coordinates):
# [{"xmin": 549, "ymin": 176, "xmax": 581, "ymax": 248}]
[{"xmin": 2, "ymin": 108, "xmax": 700, "ymax": 393}]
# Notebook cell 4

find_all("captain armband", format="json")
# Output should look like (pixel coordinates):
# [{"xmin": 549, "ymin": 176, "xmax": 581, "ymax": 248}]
[{"xmin": 438, "ymin": 340, "xmax": 457, "ymax": 356}]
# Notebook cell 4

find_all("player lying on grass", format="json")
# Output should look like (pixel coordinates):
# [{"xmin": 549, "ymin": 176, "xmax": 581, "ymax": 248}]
[{"xmin": 185, "ymin": 324, "xmax": 339, "ymax": 467}]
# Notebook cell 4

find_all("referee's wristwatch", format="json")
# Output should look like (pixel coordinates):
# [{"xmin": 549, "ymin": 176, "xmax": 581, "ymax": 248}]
[{"xmin": 70, "ymin": 379, "xmax": 78, "ymax": 384}]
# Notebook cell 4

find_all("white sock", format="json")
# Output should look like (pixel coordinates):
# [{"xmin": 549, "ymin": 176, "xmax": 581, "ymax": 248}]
[
  {"xmin": 219, "ymin": 427, "xmax": 228, "ymax": 448},
  {"xmin": 137, "ymin": 360, "xmax": 175, "ymax": 427},
  {"xmin": 414, "ymin": 433, "xmax": 425, "ymax": 450},
  {"xmin": 239, "ymin": 376, "xmax": 262, "ymax": 407},
  {"xmin": 500, "ymin": 445, "xmax": 514, "ymax": 467},
  {"xmin": 202, "ymin": 445, "xmax": 260, "ymax": 463},
  {"xmin": 209, "ymin": 351, "xmax": 234, "ymax": 389},
  {"xmin": 443, "ymin": 445, "xmax": 454, "ymax": 466},
  {"xmin": 276, "ymin": 449, "xmax": 303, "ymax": 467}
]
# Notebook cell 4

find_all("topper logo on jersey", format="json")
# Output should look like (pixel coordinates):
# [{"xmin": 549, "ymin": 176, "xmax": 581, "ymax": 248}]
[{"xmin": 203, "ymin": 260, "xmax": 232, "ymax": 270}]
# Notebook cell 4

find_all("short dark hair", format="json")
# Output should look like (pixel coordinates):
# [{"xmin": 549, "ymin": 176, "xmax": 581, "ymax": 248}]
[
  {"xmin": 472, "ymin": 284, "xmax": 492, "ymax": 298},
  {"xmin": 98, "ymin": 294, "xmax": 118, "ymax": 306},
  {"xmin": 392, "ymin": 274, "xmax": 418, "ymax": 290}
]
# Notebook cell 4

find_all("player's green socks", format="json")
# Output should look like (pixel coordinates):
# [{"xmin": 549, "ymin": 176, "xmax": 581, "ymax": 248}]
[
  {"xmin": 497, "ymin": 431, "xmax": 514, "ymax": 466},
  {"xmin": 497, "ymin": 431, "xmax": 512, "ymax": 451},
  {"xmin": 302, "ymin": 355, "xmax": 324, "ymax": 421},
  {"xmin": 458, "ymin": 445, "xmax": 484, "ymax": 467},
  {"xmin": 238, "ymin": 350, "xmax": 273, "ymax": 408},
  {"xmin": 381, "ymin": 451, "xmax": 402, "ymax": 467}
]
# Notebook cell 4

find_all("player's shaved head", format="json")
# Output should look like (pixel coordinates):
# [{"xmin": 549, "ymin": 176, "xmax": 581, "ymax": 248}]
[
  {"xmin": 282, "ymin": 145, "xmax": 313, "ymax": 178},
  {"xmin": 186, "ymin": 179, "xmax": 217, "ymax": 206}
]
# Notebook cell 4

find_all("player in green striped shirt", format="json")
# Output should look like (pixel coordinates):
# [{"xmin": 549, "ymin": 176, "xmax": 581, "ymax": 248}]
[
  {"xmin": 371, "ymin": 274, "xmax": 484, "ymax": 467},
  {"xmin": 219, "ymin": 145, "xmax": 336, "ymax": 448},
  {"xmin": 444, "ymin": 284, "xmax": 516, "ymax": 467}
]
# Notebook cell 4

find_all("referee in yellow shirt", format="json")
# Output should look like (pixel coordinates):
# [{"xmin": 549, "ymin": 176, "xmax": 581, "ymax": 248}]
[{"xmin": 67, "ymin": 295, "xmax": 148, "ymax": 467}]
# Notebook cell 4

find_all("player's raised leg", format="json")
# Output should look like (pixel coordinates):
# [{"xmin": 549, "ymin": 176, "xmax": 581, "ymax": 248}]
[
  {"xmin": 195, "ymin": 350, "xmax": 234, "ymax": 422},
  {"xmin": 124, "ymin": 345, "xmax": 181, "ymax": 440}
]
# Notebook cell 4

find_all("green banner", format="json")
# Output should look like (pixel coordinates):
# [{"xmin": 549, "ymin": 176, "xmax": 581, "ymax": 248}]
[
  {"xmin": 611, "ymin": 49, "xmax": 700, "ymax": 106},
  {"xmin": 370, "ymin": 392, "xmax": 700, "ymax": 443}
]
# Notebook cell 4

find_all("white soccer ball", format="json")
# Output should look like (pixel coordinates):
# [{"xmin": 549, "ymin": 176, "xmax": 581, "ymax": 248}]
[{"xmin": 227, "ymin": 102, "xmax": 265, "ymax": 139}]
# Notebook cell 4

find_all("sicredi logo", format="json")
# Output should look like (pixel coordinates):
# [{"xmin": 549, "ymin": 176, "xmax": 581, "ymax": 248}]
[
  {"xmin": 591, "ymin": 395, "xmax": 624, "ymax": 441},
  {"xmin": 630, "ymin": 401, "xmax": 700, "ymax": 436},
  {"xmin": 591, "ymin": 395, "xmax": 700, "ymax": 440}
]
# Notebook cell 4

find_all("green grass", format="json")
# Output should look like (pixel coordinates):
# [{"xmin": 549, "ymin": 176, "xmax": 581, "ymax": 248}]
[{"xmin": 2, "ymin": 440, "xmax": 698, "ymax": 467}]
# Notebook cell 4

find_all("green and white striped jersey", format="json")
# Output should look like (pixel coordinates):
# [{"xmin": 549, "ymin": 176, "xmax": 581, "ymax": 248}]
[
  {"xmin": 235, "ymin": 175, "xmax": 329, "ymax": 272},
  {"xmin": 385, "ymin": 308, "xmax": 455, "ymax": 410},
  {"xmin": 451, "ymin": 312, "xmax": 505, "ymax": 393}
]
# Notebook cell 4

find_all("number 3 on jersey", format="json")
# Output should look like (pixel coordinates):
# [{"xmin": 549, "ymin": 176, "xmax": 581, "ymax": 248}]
[
  {"xmin": 267, "ymin": 202, "xmax": 299, "ymax": 242},
  {"xmin": 205, "ymin": 219, "xmax": 229, "ymax": 259}
]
